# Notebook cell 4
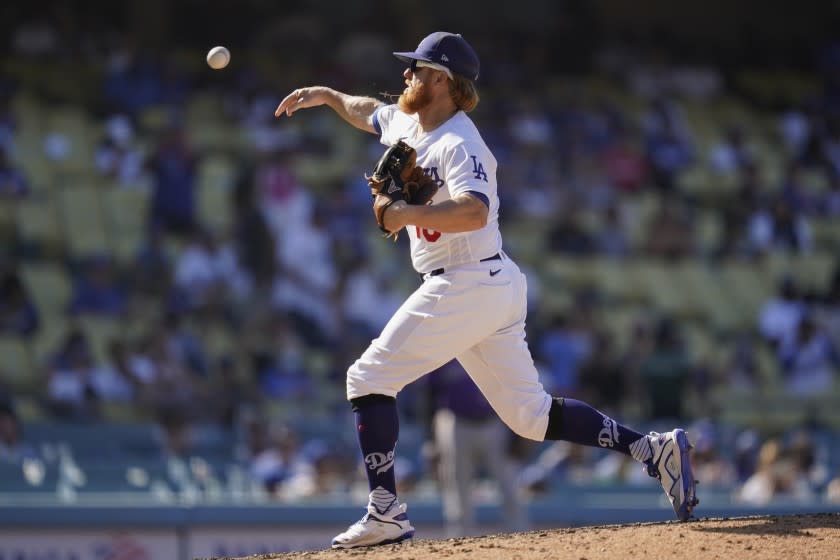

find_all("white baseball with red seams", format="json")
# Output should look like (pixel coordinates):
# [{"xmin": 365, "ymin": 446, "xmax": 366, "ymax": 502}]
[{"xmin": 345, "ymin": 103, "xmax": 553, "ymax": 442}]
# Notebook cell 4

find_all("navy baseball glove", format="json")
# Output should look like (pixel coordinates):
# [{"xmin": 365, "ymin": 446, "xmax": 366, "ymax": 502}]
[{"xmin": 367, "ymin": 140, "xmax": 439, "ymax": 240}]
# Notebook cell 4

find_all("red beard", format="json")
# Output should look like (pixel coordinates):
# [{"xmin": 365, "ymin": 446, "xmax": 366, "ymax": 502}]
[{"xmin": 398, "ymin": 81, "xmax": 433, "ymax": 114}]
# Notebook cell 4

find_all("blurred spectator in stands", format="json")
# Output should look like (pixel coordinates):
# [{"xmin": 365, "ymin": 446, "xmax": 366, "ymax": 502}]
[
  {"xmin": 156, "ymin": 407, "xmax": 194, "ymax": 460},
  {"xmin": 129, "ymin": 325, "xmax": 206, "ymax": 418},
  {"xmin": 508, "ymin": 97, "xmax": 554, "ymax": 151},
  {"xmin": 244, "ymin": 419, "xmax": 294, "ymax": 495},
  {"xmin": 717, "ymin": 162, "xmax": 766, "ymax": 257},
  {"xmin": 68, "ymin": 255, "xmax": 127, "ymax": 317},
  {"xmin": 778, "ymin": 313, "xmax": 840, "ymax": 397},
  {"xmin": 737, "ymin": 438, "xmax": 782, "ymax": 505},
  {"xmin": 340, "ymin": 255, "xmax": 404, "ymax": 343},
  {"xmin": 822, "ymin": 170, "xmax": 840, "ymax": 216},
  {"xmin": 0, "ymin": 93, "xmax": 16, "ymax": 154},
  {"xmin": 747, "ymin": 198, "xmax": 812, "ymax": 255},
  {"xmin": 428, "ymin": 360, "xmax": 529, "ymax": 537},
  {"xmin": 132, "ymin": 225, "xmax": 173, "ymax": 300},
  {"xmin": 645, "ymin": 194, "xmax": 695, "ymax": 259},
  {"xmin": 687, "ymin": 419, "xmax": 737, "ymax": 487},
  {"xmin": 0, "ymin": 148, "xmax": 29, "ymax": 198},
  {"xmin": 788, "ymin": 429, "xmax": 830, "ymax": 492},
  {"xmin": 758, "ymin": 275, "xmax": 805, "ymax": 347},
  {"xmin": 243, "ymin": 420, "xmax": 318, "ymax": 500},
  {"xmin": 87, "ymin": 339, "xmax": 138, "ymax": 405},
  {"xmin": 305, "ymin": 441, "xmax": 356, "ymax": 498},
  {"xmin": 173, "ymin": 227, "xmax": 247, "ymax": 316},
  {"xmin": 593, "ymin": 203, "xmax": 630, "ymax": 257},
  {"xmin": 723, "ymin": 333, "xmax": 761, "ymax": 392},
  {"xmin": 820, "ymin": 118, "xmax": 840, "ymax": 177},
  {"xmin": 571, "ymin": 154, "xmax": 614, "ymax": 214},
  {"xmin": 577, "ymin": 330, "xmax": 625, "ymax": 415},
  {"xmin": 147, "ymin": 122, "xmax": 197, "ymax": 236},
  {"xmin": 271, "ymin": 205, "xmax": 339, "ymax": 348},
  {"xmin": 256, "ymin": 153, "xmax": 313, "ymax": 241},
  {"xmin": 93, "ymin": 115, "xmax": 146, "ymax": 187},
  {"xmin": 103, "ymin": 43, "xmax": 164, "ymax": 115},
  {"xmin": 253, "ymin": 315, "xmax": 312, "ymax": 400},
  {"xmin": 779, "ymin": 102, "xmax": 811, "ymax": 159},
  {"xmin": 547, "ymin": 207, "xmax": 595, "ymax": 256},
  {"xmin": 0, "ymin": 267, "xmax": 39, "ymax": 337},
  {"xmin": 198, "ymin": 356, "xmax": 252, "ymax": 428},
  {"xmin": 615, "ymin": 319, "xmax": 655, "ymax": 404},
  {"xmin": 602, "ymin": 128, "xmax": 648, "ymax": 194},
  {"xmin": 0, "ymin": 400, "xmax": 37, "ymax": 462},
  {"xmin": 738, "ymin": 433, "xmax": 821, "ymax": 505},
  {"xmin": 734, "ymin": 429, "xmax": 761, "ymax": 483},
  {"xmin": 232, "ymin": 165, "xmax": 276, "ymax": 297},
  {"xmin": 638, "ymin": 317, "xmax": 690, "ymax": 421},
  {"xmin": 537, "ymin": 310, "xmax": 594, "ymax": 397},
  {"xmin": 816, "ymin": 265, "xmax": 840, "ymax": 347},
  {"xmin": 45, "ymin": 328, "xmax": 100, "ymax": 420},
  {"xmin": 11, "ymin": 14, "xmax": 59, "ymax": 59},
  {"xmin": 709, "ymin": 124, "xmax": 754, "ymax": 175},
  {"xmin": 160, "ymin": 312, "xmax": 208, "ymax": 378},
  {"xmin": 779, "ymin": 162, "xmax": 820, "ymax": 216},
  {"xmin": 642, "ymin": 97, "xmax": 693, "ymax": 191},
  {"xmin": 827, "ymin": 475, "xmax": 840, "ymax": 504}
]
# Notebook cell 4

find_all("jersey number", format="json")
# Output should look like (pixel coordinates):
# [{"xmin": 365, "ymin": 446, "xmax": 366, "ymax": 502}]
[{"xmin": 414, "ymin": 226, "xmax": 441, "ymax": 242}]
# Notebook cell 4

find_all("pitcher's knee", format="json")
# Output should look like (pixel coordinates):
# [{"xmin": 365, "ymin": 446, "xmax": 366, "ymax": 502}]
[
  {"xmin": 345, "ymin": 364, "xmax": 398, "ymax": 401},
  {"xmin": 501, "ymin": 409, "xmax": 548, "ymax": 442}
]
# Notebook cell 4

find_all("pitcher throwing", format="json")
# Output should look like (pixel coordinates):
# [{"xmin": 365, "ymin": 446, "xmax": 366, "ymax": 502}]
[{"xmin": 274, "ymin": 31, "xmax": 698, "ymax": 549}]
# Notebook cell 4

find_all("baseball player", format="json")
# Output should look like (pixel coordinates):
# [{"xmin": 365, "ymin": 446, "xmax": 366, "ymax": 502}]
[{"xmin": 275, "ymin": 31, "xmax": 698, "ymax": 549}]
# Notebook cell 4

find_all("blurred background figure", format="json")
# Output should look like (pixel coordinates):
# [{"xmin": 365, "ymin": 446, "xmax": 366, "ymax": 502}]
[{"xmin": 426, "ymin": 360, "xmax": 529, "ymax": 537}]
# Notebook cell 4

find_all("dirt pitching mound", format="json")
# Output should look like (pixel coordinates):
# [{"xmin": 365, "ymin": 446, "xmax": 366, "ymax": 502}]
[{"xmin": 207, "ymin": 513, "xmax": 840, "ymax": 560}]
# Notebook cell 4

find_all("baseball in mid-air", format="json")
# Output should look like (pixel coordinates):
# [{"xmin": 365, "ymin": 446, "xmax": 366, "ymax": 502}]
[{"xmin": 206, "ymin": 46, "xmax": 230, "ymax": 70}]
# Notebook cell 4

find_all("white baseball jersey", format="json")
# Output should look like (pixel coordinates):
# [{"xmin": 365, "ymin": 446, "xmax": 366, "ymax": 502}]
[
  {"xmin": 347, "ymin": 105, "xmax": 552, "ymax": 442},
  {"xmin": 373, "ymin": 104, "xmax": 502, "ymax": 273}
]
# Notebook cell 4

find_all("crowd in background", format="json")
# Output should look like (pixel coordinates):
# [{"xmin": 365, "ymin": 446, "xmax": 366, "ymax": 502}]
[{"xmin": 1, "ymin": 1, "xmax": 840, "ymax": 516}]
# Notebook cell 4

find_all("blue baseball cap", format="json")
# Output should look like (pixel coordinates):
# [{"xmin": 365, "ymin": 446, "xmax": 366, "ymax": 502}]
[{"xmin": 393, "ymin": 32, "xmax": 480, "ymax": 82}]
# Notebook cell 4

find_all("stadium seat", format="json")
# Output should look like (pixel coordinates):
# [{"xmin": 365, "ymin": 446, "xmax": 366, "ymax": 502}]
[
  {"xmin": 28, "ymin": 312, "xmax": 70, "ymax": 370},
  {"xmin": 57, "ymin": 185, "xmax": 111, "ymax": 257},
  {"xmin": 0, "ymin": 336, "xmax": 35, "ymax": 393},
  {"xmin": 540, "ymin": 256, "xmax": 591, "ymax": 293},
  {"xmin": 678, "ymin": 261, "xmax": 744, "ymax": 331},
  {"xmin": 586, "ymin": 257, "xmax": 642, "ymax": 304},
  {"xmin": 19, "ymin": 262, "xmax": 72, "ymax": 315},
  {"xmin": 810, "ymin": 218, "xmax": 840, "ymax": 252},
  {"xmin": 101, "ymin": 187, "xmax": 151, "ymax": 262},
  {"xmin": 197, "ymin": 157, "xmax": 236, "ymax": 232},
  {"xmin": 76, "ymin": 315, "xmax": 124, "ymax": 364},
  {"xmin": 635, "ymin": 258, "xmax": 700, "ymax": 320},
  {"xmin": 599, "ymin": 305, "xmax": 648, "ymax": 354},
  {"xmin": 15, "ymin": 197, "xmax": 63, "ymax": 255},
  {"xmin": 719, "ymin": 259, "xmax": 775, "ymax": 328}
]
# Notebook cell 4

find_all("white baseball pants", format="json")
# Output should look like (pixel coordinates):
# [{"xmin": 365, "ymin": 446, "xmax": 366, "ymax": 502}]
[{"xmin": 346, "ymin": 254, "xmax": 552, "ymax": 441}]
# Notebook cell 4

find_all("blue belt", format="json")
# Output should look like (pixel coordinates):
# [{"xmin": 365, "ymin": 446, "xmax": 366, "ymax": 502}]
[{"xmin": 425, "ymin": 253, "xmax": 501, "ymax": 278}]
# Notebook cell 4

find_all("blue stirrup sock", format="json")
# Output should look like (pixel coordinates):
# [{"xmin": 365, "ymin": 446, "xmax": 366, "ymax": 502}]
[
  {"xmin": 350, "ymin": 394, "xmax": 400, "ymax": 513},
  {"xmin": 544, "ymin": 397, "xmax": 651, "ymax": 462}
]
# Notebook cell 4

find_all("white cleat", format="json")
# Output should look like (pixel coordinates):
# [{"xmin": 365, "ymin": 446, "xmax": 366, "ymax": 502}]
[
  {"xmin": 331, "ymin": 502, "xmax": 415, "ymax": 549},
  {"xmin": 645, "ymin": 429, "xmax": 699, "ymax": 521}
]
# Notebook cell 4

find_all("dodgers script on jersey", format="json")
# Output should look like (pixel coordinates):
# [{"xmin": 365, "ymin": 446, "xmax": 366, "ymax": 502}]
[{"xmin": 373, "ymin": 104, "xmax": 502, "ymax": 274}]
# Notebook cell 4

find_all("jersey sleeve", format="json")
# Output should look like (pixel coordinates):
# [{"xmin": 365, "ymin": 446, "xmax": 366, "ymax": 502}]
[
  {"xmin": 371, "ymin": 104, "xmax": 401, "ymax": 146},
  {"xmin": 443, "ymin": 140, "xmax": 496, "ymax": 199}
]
